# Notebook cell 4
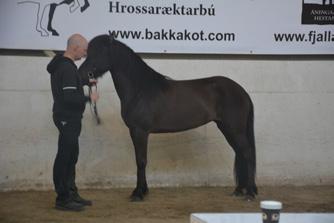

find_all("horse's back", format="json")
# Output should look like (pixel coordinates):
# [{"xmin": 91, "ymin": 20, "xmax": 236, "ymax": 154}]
[
  {"xmin": 146, "ymin": 76, "xmax": 250, "ymax": 133},
  {"xmin": 167, "ymin": 75, "xmax": 253, "ymax": 120},
  {"xmin": 166, "ymin": 75, "xmax": 250, "ymax": 102}
]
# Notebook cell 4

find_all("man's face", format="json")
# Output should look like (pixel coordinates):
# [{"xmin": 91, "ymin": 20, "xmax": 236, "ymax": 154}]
[{"xmin": 74, "ymin": 41, "xmax": 88, "ymax": 60}]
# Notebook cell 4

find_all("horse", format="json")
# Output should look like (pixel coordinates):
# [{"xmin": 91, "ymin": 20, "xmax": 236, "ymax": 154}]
[
  {"xmin": 79, "ymin": 32, "xmax": 258, "ymax": 201},
  {"xmin": 18, "ymin": 0, "xmax": 90, "ymax": 36}
]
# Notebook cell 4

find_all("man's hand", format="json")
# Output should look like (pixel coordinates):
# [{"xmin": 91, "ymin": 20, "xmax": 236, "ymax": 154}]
[{"xmin": 90, "ymin": 91, "xmax": 99, "ymax": 103}]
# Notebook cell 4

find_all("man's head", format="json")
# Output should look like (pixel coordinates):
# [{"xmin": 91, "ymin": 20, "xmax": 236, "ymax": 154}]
[{"xmin": 65, "ymin": 34, "xmax": 88, "ymax": 61}]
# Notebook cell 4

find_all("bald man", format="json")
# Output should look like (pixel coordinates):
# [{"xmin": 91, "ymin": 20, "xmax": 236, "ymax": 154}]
[{"xmin": 47, "ymin": 34, "xmax": 98, "ymax": 211}]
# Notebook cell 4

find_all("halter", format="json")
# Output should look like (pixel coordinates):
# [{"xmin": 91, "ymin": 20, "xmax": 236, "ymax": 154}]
[
  {"xmin": 88, "ymin": 71, "xmax": 101, "ymax": 124},
  {"xmin": 86, "ymin": 31, "xmax": 115, "ymax": 124}
]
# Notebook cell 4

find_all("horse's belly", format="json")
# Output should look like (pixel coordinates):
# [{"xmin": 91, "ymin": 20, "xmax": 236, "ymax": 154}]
[
  {"xmin": 150, "ymin": 80, "xmax": 218, "ymax": 133},
  {"xmin": 151, "ymin": 120, "xmax": 211, "ymax": 133},
  {"xmin": 151, "ymin": 103, "xmax": 214, "ymax": 133}
]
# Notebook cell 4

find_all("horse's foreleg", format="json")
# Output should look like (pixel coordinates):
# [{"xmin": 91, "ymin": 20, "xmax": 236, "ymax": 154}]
[
  {"xmin": 129, "ymin": 128, "xmax": 149, "ymax": 201},
  {"xmin": 47, "ymin": 3, "xmax": 59, "ymax": 36},
  {"xmin": 69, "ymin": 0, "xmax": 80, "ymax": 13}
]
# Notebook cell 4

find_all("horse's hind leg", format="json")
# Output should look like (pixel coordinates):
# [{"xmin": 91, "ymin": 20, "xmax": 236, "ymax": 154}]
[
  {"xmin": 232, "ymin": 134, "xmax": 256, "ymax": 200},
  {"xmin": 34, "ymin": 3, "xmax": 49, "ymax": 36},
  {"xmin": 80, "ymin": 0, "xmax": 90, "ymax": 12},
  {"xmin": 216, "ymin": 116, "xmax": 257, "ymax": 200},
  {"xmin": 129, "ymin": 128, "xmax": 149, "ymax": 201},
  {"xmin": 216, "ymin": 121, "xmax": 248, "ymax": 195}
]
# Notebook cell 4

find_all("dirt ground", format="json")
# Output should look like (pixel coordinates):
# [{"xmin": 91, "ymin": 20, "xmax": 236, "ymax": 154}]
[{"xmin": 0, "ymin": 186, "xmax": 333, "ymax": 223}]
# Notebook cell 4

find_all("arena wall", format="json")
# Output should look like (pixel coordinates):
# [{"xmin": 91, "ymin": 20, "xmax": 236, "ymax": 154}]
[{"xmin": 0, "ymin": 54, "xmax": 333, "ymax": 191}]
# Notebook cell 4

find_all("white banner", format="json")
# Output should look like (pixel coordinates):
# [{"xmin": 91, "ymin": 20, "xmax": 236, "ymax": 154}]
[{"xmin": 0, "ymin": 0, "xmax": 333, "ymax": 54}]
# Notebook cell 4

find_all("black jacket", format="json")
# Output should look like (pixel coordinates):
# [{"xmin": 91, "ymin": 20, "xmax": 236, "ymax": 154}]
[{"xmin": 47, "ymin": 54, "xmax": 89, "ymax": 120}]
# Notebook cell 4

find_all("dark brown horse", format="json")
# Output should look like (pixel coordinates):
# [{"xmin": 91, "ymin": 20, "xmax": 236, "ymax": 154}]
[{"xmin": 79, "ymin": 32, "xmax": 257, "ymax": 201}]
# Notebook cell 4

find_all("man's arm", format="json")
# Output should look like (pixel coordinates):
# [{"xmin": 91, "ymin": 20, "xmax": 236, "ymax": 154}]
[{"xmin": 61, "ymin": 65, "xmax": 90, "ymax": 105}]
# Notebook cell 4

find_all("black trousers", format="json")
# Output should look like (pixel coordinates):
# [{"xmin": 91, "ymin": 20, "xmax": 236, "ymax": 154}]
[{"xmin": 53, "ymin": 115, "xmax": 82, "ymax": 202}]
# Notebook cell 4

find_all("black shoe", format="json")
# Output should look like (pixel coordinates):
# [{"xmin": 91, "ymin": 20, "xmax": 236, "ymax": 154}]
[
  {"xmin": 72, "ymin": 193, "xmax": 93, "ymax": 206},
  {"xmin": 55, "ymin": 200, "xmax": 85, "ymax": 212}
]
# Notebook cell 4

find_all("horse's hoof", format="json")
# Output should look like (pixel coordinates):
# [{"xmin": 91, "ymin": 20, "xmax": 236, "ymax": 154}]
[
  {"xmin": 130, "ymin": 189, "xmax": 145, "ymax": 202},
  {"xmin": 232, "ymin": 188, "xmax": 245, "ymax": 197},
  {"xmin": 245, "ymin": 195, "xmax": 256, "ymax": 202},
  {"xmin": 142, "ymin": 188, "xmax": 149, "ymax": 196},
  {"xmin": 232, "ymin": 192, "xmax": 244, "ymax": 197},
  {"xmin": 38, "ymin": 30, "xmax": 49, "ymax": 37},
  {"xmin": 254, "ymin": 187, "xmax": 258, "ymax": 195},
  {"xmin": 51, "ymin": 30, "xmax": 59, "ymax": 36},
  {"xmin": 130, "ymin": 195, "xmax": 144, "ymax": 202}
]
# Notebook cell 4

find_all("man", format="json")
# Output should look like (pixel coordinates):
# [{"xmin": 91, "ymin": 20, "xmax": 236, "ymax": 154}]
[{"xmin": 47, "ymin": 34, "xmax": 99, "ymax": 211}]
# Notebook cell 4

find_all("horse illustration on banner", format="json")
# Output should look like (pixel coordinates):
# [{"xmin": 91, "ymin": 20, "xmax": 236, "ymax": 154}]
[{"xmin": 18, "ymin": 0, "xmax": 90, "ymax": 37}]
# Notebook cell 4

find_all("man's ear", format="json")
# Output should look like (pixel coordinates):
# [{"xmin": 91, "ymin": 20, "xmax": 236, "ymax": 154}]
[{"xmin": 108, "ymin": 30, "xmax": 115, "ymax": 43}]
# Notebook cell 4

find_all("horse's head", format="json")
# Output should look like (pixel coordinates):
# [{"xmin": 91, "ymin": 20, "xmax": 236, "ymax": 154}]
[{"xmin": 79, "ymin": 31, "xmax": 115, "ymax": 83}]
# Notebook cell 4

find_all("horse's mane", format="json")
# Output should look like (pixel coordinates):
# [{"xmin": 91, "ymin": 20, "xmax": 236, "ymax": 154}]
[{"xmin": 110, "ymin": 38, "xmax": 169, "ymax": 94}]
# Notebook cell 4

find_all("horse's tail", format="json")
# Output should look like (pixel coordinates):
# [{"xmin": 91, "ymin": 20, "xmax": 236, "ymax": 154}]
[{"xmin": 247, "ymin": 97, "xmax": 257, "ymax": 193}]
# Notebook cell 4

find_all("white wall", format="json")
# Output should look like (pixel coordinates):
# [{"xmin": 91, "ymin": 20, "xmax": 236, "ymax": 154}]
[{"xmin": 0, "ymin": 54, "xmax": 333, "ymax": 191}]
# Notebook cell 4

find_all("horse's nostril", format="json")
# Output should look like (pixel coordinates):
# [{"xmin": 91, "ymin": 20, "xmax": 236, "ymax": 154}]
[{"xmin": 88, "ymin": 72, "xmax": 94, "ymax": 79}]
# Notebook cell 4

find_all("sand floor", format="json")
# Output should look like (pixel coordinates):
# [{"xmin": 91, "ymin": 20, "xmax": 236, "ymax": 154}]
[{"xmin": 0, "ymin": 186, "xmax": 333, "ymax": 223}]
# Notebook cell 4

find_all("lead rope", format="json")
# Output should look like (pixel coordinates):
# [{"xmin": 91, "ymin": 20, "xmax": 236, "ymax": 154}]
[{"xmin": 88, "ymin": 73, "xmax": 101, "ymax": 125}]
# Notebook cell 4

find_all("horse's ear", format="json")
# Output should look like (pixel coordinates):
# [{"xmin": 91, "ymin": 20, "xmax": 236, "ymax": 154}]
[{"xmin": 108, "ymin": 30, "xmax": 115, "ymax": 43}]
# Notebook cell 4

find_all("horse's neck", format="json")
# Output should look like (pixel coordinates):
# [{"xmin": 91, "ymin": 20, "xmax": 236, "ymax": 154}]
[
  {"xmin": 110, "ymin": 70, "xmax": 138, "ymax": 107},
  {"xmin": 109, "ymin": 46, "xmax": 152, "ymax": 107}
]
